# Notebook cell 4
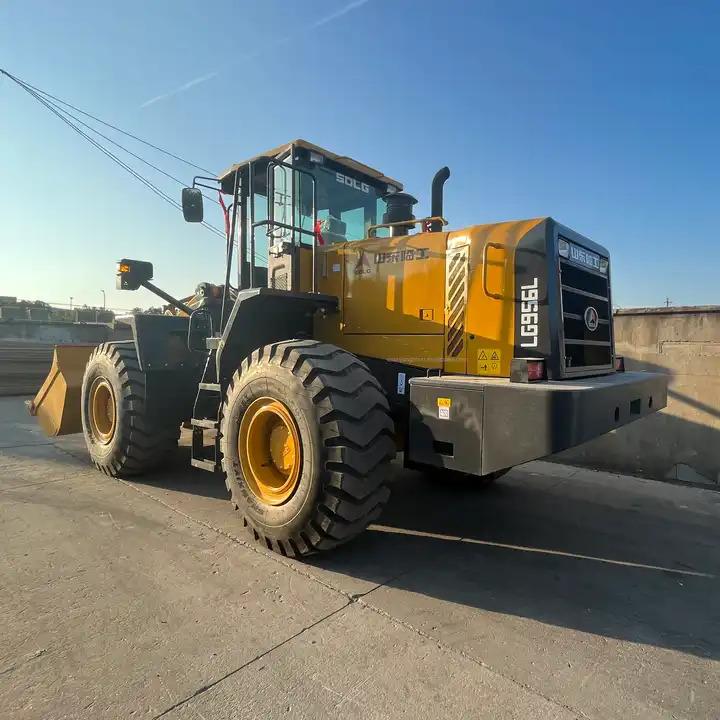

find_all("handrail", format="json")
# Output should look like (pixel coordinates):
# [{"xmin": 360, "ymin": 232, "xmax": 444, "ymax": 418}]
[
  {"xmin": 265, "ymin": 159, "xmax": 317, "ymax": 292},
  {"xmin": 367, "ymin": 216, "xmax": 447, "ymax": 238}
]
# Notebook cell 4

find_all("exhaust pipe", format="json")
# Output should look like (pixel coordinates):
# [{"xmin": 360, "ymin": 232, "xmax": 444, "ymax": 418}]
[{"xmin": 430, "ymin": 166, "xmax": 450, "ymax": 232}]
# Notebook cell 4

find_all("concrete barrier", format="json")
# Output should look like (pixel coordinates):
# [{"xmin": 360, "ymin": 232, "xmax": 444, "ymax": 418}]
[{"xmin": 555, "ymin": 306, "xmax": 720, "ymax": 485}]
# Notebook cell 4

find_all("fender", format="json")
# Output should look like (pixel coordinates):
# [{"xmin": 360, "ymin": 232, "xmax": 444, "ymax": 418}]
[
  {"xmin": 126, "ymin": 314, "xmax": 205, "ymax": 422},
  {"xmin": 216, "ymin": 288, "xmax": 338, "ymax": 384}
]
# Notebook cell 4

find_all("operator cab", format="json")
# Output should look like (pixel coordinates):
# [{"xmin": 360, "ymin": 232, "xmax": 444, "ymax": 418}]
[{"xmin": 184, "ymin": 140, "xmax": 408, "ymax": 293}]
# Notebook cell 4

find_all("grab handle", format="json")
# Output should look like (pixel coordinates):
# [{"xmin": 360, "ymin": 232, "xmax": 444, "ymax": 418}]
[{"xmin": 482, "ymin": 242, "xmax": 508, "ymax": 300}]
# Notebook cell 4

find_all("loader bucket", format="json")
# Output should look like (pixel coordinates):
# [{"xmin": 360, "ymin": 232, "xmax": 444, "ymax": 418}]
[{"xmin": 28, "ymin": 345, "xmax": 96, "ymax": 436}]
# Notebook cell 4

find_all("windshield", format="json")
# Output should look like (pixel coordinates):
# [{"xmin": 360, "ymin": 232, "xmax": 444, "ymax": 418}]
[
  {"xmin": 310, "ymin": 164, "xmax": 390, "ymax": 243},
  {"xmin": 251, "ymin": 160, "xmax": 391, "ymax": 269}
]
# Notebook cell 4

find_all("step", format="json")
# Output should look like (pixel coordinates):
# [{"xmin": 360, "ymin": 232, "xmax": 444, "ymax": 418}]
[
  {"xmin": 191, "ymin": 418, "xmax": 218, "ymax": 429},
  {"xmin": 205, "ymin": 337, "xmax": 221, "ymax": 350},
  {"xmin": 198, "ymin": 382, "xmax": 220, "ymax": 392},
  {"xmin": 191, "ymin": 458, "xmax": 220, "ymax": 473}
]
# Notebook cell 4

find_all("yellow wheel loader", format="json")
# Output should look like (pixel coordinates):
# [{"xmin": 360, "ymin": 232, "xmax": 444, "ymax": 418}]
[{"xmin": 31, "ymin": 139, "xmax": 667, "ymax": 556}]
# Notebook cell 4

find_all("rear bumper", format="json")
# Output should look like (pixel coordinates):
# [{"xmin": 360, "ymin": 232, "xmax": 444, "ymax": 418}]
[{"xmin": 406, "ymin": 371, "xmax": 667, "ymax": 476}]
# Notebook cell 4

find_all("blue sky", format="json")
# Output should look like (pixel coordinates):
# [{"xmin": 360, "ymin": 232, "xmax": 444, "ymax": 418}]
[{"xmin": 1, "ymin": 0, "xmax": 718, "ymax": 311}]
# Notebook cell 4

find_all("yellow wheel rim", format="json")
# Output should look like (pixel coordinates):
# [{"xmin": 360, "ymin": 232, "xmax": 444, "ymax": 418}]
[
  {"xmin": 238, "ymin": 397, "xmax": 302, "ymax": 506},
  {"xmin": 89, "ymin": 377, "xmax": 116, "ymax": 444}
]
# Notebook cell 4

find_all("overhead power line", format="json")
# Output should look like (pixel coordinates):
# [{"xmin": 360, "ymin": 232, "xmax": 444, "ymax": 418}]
[
  {"xmin": 0, "ymin": 69, "xmax": 216, "ymax": 176},
  {"xmin": 1, "ymin": 69, "xmax": 225, "ymax": 238},
  {"xmin": 1, "ymin": 68, "xmax": 268, "ymax": 263},
  {"xmin": 36, "ymin": 90, "xmax": 220, "ymax": 205},
  {"xmin": 1, "ymin": 69, "xmax": 219, "ymax": 206}
]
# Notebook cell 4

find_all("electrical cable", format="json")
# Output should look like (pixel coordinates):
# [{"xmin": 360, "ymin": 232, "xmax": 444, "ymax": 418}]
[
  {"xmin": 4, "ymin": 73, "xmax": 226, "ymax": 238},
  {"xmin": 0, "ymin": 68, "xmax": 216, "ymax": 175},
  {"xmin": 1, "ymin": 68, "xmax": 268, "ymax": 262},
  {"xmin": 39, "ymin": 94, "xmax": 221, "ymax": 206}
]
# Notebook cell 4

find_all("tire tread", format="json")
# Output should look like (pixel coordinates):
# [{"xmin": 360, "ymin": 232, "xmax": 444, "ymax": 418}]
[
  {"xmin": 220, "ymin": 340, "xmax": 394, "ymax": 557},
  {"xmin": 84, "ymin": 343, "xmax": 179, "ymax": 477}
]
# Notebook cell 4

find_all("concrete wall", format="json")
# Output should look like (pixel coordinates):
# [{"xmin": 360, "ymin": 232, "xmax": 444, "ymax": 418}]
[
  {"xmin": 0, "ymin": 320, "xmax": 131, "ymax": 396},
  {"xmin": 555, "ymin": 306, "xmax": 720, "ymax": 485},
  {"xmin": 0, "ymin": 319, "xmax": 116, "ymax": 345}
]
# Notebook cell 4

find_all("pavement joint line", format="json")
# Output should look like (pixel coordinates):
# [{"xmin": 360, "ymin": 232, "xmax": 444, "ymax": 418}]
[
  {"xmin": 0, "ymin": 472, "xmax": 97, "ymax": 492},
  {"xmin": 117, "ymin": 479, "xmax": 591, "ymax": 718},
  {"xmin": 150, "ymin": 602, "xmax": 351, "ymax": 719},
  {"xmin": 370, "ymin": 525, "xmax": 716, "ymax": 579},
  {"xmin": 51, "ymin": 441, "xmax": 92, "ymax": 465},
  {"xmin": 116, "ymin": 478, "xmax": 354, "ymax": 600},
  {"xmin": 0, "ymin": 441, "xmax": 55, "ymax": 449},
  {"xmin": 348, "ymin": 568, "xmax": 414, "ymax": 603},
  {"xmin": 353, "ymin": 596, "xmax": 590, "ymax": 720}
]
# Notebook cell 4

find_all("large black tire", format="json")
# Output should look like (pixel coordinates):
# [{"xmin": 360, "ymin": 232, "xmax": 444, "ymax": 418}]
[
  {"xmin": 81, "ymin": 343, "xmax": 180, "ymax": 477},
  {"xmin": 220, "ymin": 340, "xmax": 395, "ymax": 557}
]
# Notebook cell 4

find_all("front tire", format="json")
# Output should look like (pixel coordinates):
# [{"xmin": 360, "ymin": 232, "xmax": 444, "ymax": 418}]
[
  {"xmin": 220, "ymin": 340, "xmax": 395, "ymax": 557},
  {"xmin": 81, "ymin": 343, "xmax": 180, "ymax": 477}
]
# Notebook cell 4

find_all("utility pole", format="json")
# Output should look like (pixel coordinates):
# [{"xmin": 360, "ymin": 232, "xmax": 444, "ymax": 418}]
[
  {"xmin": 100, "ymin": 289, "xmax": 106, "ymax": 309},
  {"xmin": 69, "ymin": 296, "xmax": 73, "ymax": 310}
]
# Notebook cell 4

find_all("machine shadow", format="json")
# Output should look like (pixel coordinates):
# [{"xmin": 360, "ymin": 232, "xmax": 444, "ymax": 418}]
[
  {"xmin": 61, "ymin": 420, "xmax": 719, "ymax": 662},
  {"xmin": 139, "ymin": 443, "xmax": 232, "ymax": 500},
  {"xmin": 308, "ymin": 463, "xmax": 720, "ymax": 662},
  {"xmin": 554, "ymin": 356, "xmax": 720, "ymax": 484}
]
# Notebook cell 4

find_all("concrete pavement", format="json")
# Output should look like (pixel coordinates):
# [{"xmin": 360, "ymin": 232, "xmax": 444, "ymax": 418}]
[{"xmin": 1, "ymin": 396, "xmax": 719, "ymax": 719}]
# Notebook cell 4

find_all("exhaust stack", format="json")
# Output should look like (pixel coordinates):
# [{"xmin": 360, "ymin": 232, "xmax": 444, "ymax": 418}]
[{"xmin": 430, "ymin": 166, "xmax": 450, "ymax": 232}]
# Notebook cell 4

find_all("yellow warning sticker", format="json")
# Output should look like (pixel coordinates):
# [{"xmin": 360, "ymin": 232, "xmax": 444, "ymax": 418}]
[
  {"xmin": 437, "ymin": 397, "xmax": 451, "ymax": 420},
  {"xmin": 477, "ymin": 348, "xmax": 502, "ymax": 376}
]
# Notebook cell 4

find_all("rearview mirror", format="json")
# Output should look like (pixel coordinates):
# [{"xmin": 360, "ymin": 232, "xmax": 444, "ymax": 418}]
[{"xmin": 182, "ymin": 187, "xmax": 204, "ymax": 223}]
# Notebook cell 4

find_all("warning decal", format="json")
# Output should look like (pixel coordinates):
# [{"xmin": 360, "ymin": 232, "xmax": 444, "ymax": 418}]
[
  {"xmin": 477, "ymin": 348, "xmax": 502, "ymax": 376},
  {"xmin": 437, "ymin": 397, "xmax": 451, "ymax": 420}
]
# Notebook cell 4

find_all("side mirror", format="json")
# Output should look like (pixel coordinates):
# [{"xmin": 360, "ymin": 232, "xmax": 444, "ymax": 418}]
[
  {"xmin": 188, "ymin": 308, "xmax": 213, "ymax": 352},
  {"xmin": 116, "ymin": 259, "xmax": 153, "ymax": 291},
  {"xmin": 182, "ymin": 187, "xmax": 204, "ymax": 223}
]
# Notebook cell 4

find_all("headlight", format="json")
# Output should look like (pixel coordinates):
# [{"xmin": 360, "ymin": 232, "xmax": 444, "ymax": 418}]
[
  {"xmin": 558, "ymin": 238, "xmax": 570, "ymax": 258},
  {"xmin": 599, "ymin": 258, "xmax": 609, "ymax": 274}
]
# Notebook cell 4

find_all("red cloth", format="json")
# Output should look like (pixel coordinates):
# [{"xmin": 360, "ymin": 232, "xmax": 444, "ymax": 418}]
[
  {"xmin": 314, "ymin": 219, "xmax": 324, "ymax": 246},
  {"xmin": 218, "ymin": 192, "xmax": 230, "ymax": 238}
]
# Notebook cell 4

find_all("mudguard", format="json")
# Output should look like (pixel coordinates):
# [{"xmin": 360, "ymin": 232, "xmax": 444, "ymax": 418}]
[{"xmin": 216, "ymin": 288, "xmax": 338, "ymax": 383}]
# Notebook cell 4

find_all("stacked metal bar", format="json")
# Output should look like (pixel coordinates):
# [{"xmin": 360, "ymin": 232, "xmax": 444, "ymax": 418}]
[{"xmin": 0, "ymin": 341, "xmax": 56, "ymax": 396}]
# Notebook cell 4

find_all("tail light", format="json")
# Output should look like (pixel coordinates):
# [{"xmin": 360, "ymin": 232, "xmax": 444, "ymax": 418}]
[
  {"xmin": 510, "ymin": 358, "xmax": 546, "ymax": 383},
  {"xmin": 527, "ymin": 359, "xmax": 546, "ymax": 381},
  {"xmin": 614, "ymin": 356, "xmax": 625, "ymax": 372}
]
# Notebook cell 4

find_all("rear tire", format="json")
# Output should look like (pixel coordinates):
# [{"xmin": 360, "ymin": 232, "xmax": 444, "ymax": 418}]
[
  {"xmin": 81, "ymin": 343, "xmax": 180, "ymax": 477},
  {"xmin": 220, "ymin": 340, "xmax": 395, "ymax": 557}
]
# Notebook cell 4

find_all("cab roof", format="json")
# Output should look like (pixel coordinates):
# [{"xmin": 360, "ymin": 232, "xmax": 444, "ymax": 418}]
[{"xmin": 217, "ymin": 139, "xmax": 404, "ymax": 192}]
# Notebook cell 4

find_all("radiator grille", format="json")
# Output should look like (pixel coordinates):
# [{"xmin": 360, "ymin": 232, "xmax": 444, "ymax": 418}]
[
  {"xmin": 445, "ymin": 248, "xmax": 468, "ymax": 358},
  {"xmin": 560, "ymin": 258, "xmax": 612, "ymax": 371},
  {"xmin": 271, "ymin": 271, "xmax": 288, "ymax": 291}
]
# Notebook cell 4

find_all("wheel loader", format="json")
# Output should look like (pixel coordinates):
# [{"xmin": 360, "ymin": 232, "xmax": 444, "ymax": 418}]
[{"xmin": 30, "ymin": 139, "xmax": 668, "ymax": 557}]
